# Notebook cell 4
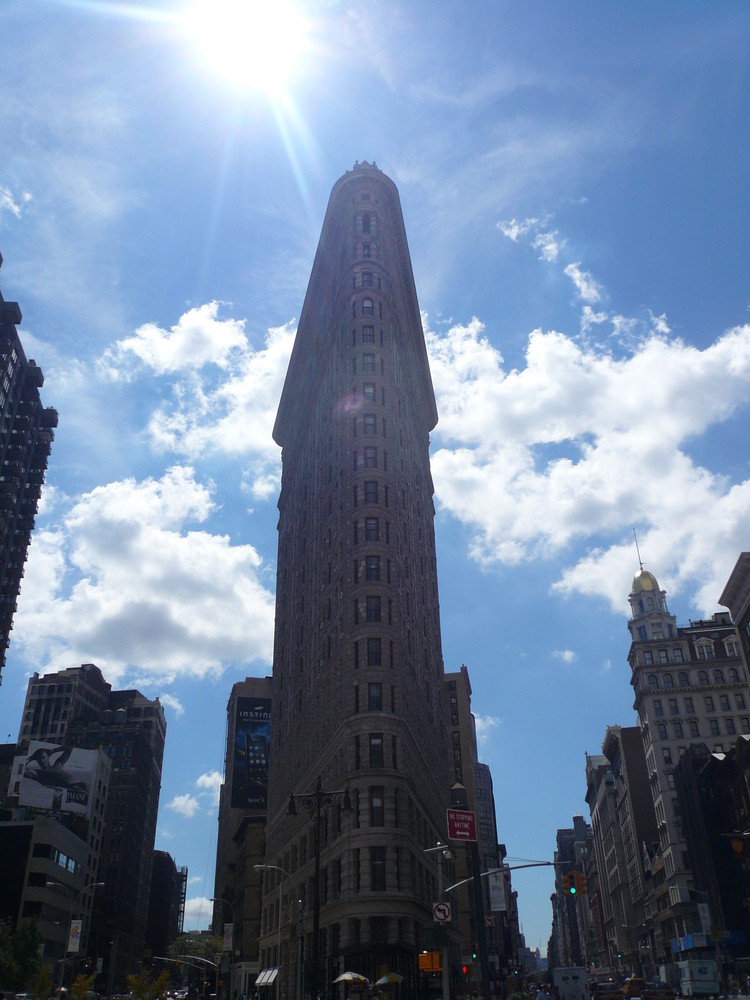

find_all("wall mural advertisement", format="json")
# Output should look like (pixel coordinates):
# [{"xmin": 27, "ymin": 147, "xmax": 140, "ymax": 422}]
[
  {"xmin": 230, "ymin": 697, "xmax": 271, "ymax": 810},
  {"xmin": 18, "ymin": 741, "xmax": 97, "ymax": 818}
]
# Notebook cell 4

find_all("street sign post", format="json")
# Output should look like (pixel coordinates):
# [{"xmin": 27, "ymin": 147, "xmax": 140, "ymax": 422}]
[{"xmin": 447, "ymin": 807, "xmax": 477, "ymax": 841}]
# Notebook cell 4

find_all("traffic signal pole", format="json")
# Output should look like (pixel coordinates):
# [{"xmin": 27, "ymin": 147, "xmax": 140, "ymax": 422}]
[
  {"xmin": 468, "ymin": 838, "xmax": 492, "ymax": 1000},
  {"xmin": 450, "ymin": 785, "xmax": 491, "ymax": 1000}
]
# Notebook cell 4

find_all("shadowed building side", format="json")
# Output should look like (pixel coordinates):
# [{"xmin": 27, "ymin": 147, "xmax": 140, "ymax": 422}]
[{"xmin": 261, "ymin": 162, "xmax": 452, "ymax": 995}]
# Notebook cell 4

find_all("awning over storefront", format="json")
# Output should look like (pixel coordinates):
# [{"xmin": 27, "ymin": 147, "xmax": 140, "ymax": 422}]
[{"xmin": 256, "ymin": 968, "xmax": 279, "ymax": 987}]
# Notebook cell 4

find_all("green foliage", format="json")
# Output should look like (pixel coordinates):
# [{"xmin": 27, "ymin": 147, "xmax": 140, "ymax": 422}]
[
  {"xmin": 70, "ymin": 972, "xmax": 97, "ymax": 1000},
  {"xmin": 33, "ymin": 961, "xmax": 51, "ymax": 1000},
  {"xmin": 0, "ymin": 918, "xmax": 42, "ymax": 990},
  {"xmin": 127, "ymin": 966, "xmax": 170, "ymax": 1000}
]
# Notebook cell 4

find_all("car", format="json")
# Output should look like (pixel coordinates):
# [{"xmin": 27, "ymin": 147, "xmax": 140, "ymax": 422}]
[
  {"xmin": 644, "ymin": 984, "xmax": 675, "ymax": 1000},
  {"xmin": 623, "ymin": 979, "xmax": 648, "ymax": 1000},
  {"xmin": 590, "ymin": 982, "xmax": 623, "ymax": 1000}
]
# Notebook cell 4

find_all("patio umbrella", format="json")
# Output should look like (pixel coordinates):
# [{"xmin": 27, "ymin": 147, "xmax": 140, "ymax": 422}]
[
  {"xmin": 334, "ymin": 973, "xmax": 370, "ymax": 984},
  {"xmin": 375, "ymin": 974, "xmax": 404, "ymax": 986}
]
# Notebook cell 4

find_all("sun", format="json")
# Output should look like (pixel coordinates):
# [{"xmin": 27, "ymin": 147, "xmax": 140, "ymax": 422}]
[{"xmin": 184, "ymin": 0, "xmax": 308, "ymax": 97}]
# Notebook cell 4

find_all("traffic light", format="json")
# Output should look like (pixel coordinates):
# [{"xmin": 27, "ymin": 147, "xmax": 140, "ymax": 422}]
[
  {"xmin": 472, "ymin": 949, "xmax": 478, "ymax": 960},
  {"xmin": 575, "ymin": 872, "xmax": 588, "ymax": 894},
  {"xmin": 561, "ymin": 875, "xmax": 571, "ymax": 893},
  {"xmin": 562, "ymin": 874, "xmax": 577, "ymax": 894}
]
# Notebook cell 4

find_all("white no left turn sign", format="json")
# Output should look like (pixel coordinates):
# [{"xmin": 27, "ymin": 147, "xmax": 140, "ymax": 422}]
[{"xmin": 433, "ymin": 901, "xmax": 451, "ymax": 923}]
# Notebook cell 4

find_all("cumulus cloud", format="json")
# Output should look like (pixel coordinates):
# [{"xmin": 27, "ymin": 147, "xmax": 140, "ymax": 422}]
[
  {"xmin": 96, "ymin": 306, "xmax": 295, "ymax": 496},
  {"xmin": 426, "ymin": 315, "xmax": 750, "ymax": 615},
  {"xmin": 196, "ymin": 770, "xmax": 223, "ymax": 806},
  {"xmin": 183, "ymin": 896, "xmax": 213, "ymax": 930},
  {"xmin": 99, "ymin": 301, "xmax": 248, "ymax": 378},
  {"xmin": 14, "ymin": 465, "xmax": 275, "ymax": 682},
  {"xmin": 168, "ymin": 793, "xmax": 200, "ymax": 818},
  {"xmin": 145, "ymin": 319, "xmax": 294, "ymax": 463}
]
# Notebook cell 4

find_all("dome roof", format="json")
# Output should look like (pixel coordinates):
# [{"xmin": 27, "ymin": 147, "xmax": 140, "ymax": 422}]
[{"xmin": 632, "ymin": 568, "xmax": 660, "ymax": 593}]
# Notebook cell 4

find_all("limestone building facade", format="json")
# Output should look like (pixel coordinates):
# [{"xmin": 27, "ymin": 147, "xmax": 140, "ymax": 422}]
[
  {"xmin": 259, "ymin": 162, "xmax": 452, "ymax": 996},
  {"xmin": 627, "ymin": 566, "xmax": 750, "ymax": 961}
]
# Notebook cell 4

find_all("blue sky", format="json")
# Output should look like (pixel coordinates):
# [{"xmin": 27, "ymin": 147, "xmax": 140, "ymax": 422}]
[{"xmin": 1, "ymin": 0, "xmax": 750, "ymax": 955}]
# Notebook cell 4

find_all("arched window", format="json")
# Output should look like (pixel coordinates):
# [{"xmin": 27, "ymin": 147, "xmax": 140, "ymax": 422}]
[
  {"xmin": 729, "ymin": 668, "xmax": 740, "ymax": 683},
  {"xmin": 713, "ymin": 669, "xmax": 724, "ymax": 684},
  {"xmin": 648, "ymin": 674, "xmax": 659, "ymax": 689},
  {"xmin": 647, "ymin": 597, "xmax": 654, "ymax": 610},
  {"xmin": 678, "ymin": 672, "xmax": 689, "ymax": 687},
  {"xmin": 664, "ymin": 673, "xmax": 674, "ymax": 687},
  {"xmin": 362, "ymin": 298, "xmax": 374, "ymax": 315},
  {"xmin": 699, "ymin": 670, "xmax": 708, "ymax": 685}
]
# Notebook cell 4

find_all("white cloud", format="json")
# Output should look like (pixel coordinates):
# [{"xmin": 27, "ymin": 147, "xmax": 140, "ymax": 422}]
[
  {"xmin": 14, "ymin": 465, "xmax": 275, "ymax": 683},
  {"xmin": 564, "ymin": 262, "xmax": 602, "ymax": 303},
  {"xmin": 0, "ymin": 185, "xmax": 32, "ymax": 218},
  {"xmin": 474, "ymin": 714, "xmax": 502, "ymax": 744},
  {"xmin": 498, "ymin": 217, "xmax": 539, "ymax": 242},
  {"xmin": 183, "ymin": 896, "xmax": 213, "ymax": 930},
  {"xmin": 552, "ymin": 649, "xmax": 577, "ymax": 663},
  {"xmin": 532, "ymin": 230, "xmax": 563, "ymax": 262},
  {"xmin": 426, "ymin": 315, "xmax": 750, "ymax": 615},
  {"xmin": 168, "ymin": 793, "xmax": 200, "ymax": 818},
  {"xmin": 160, "ymin": 693, "xmax": 185, "ymax": 717},
  {"xmin": 97, "ymin": 309, "xmax": 295, "ymax": 497},
  {"xmin": 99, "ymin": 301, "xmax": 248, "ymax": 379},
  {"xmin": 499, "ymin": 216, "xmax": 563, "ymax": 262},
  {"xmin": 196, "ymin": 770, "xmax": 223, "ymax": 806}
]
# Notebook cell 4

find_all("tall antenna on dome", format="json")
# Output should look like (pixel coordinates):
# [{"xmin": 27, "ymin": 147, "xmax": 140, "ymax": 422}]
[{"xmin": 633, "ymin": 527, "xmax": 643, "ymax": 570}]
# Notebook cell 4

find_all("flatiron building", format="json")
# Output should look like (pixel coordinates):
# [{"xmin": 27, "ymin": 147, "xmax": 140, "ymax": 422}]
[{"xmin": 260, "ymin": 162, "xmax": 452, "ymax": 993}]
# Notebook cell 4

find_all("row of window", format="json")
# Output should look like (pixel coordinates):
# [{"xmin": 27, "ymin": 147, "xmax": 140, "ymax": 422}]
[
  {"xmin": 352, "ymin": 298, "xmax": 382, "ymax": 319},
  {"xmin": 352, "ymin": 325, "xmax": 384, "ymax": 346},
  {"xmin": 654, "ymin": 717, "xmax": 746, "ymax": 740},
  {"xmin": 646, "ymin": 666, "xmax": 742, "ymax": 688},
  {"xmin": 353, "ymin": 481, "xmax": 389, "ymax": 507},
  {"xmin": 354, "ymin": 735, "xmax": 393, "ymax": 770},
  {"xmin": 351, "ymin": 414, "xmax": 387, "ymax": 436},
  {"xmin": 653, "ymin": 692, "xmax": 745, "ymax": 715},
  {"xmin": 353, "ymin": 595, "xmax": 392, "ymax": 625},
  {"xmin": 638, "ymin": 629, "xmax": 739, "ymax": 659},
  {"xmin": 352, "ymin": 272, "xmax": 382, "ymax": 290},
  {"xmin": 353, "ymin": 554, "xmax": 389, "ymax": 583},
  {"xmin": 354, "ymin": 682, "xmax": 391, "ymax": 712},
  {"xmin": 352, "ymin": 447, "xmax": 388, "ymax": 471},
  {"xmin": 352, "ymin": 517, "xmax": 389, "ymax": 543}
]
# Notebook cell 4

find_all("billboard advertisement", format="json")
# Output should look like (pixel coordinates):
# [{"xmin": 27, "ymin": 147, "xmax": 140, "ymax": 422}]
[
  {"xmin": 230, "ymin": 697, "xmax": 271, "ymax": 810},
  {"xmin": 18, "ymin": 741, "xmax": 97, "ymax": 818}
]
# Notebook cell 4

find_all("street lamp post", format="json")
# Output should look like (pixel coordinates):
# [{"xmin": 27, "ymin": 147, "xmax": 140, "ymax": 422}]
[
  {"xmin": 210, "ymin": 896, "xmax": 235, "ymax": 1000},
  {"xmin": 287, "ymin": 777, "xmax": 352, "ymax": 1000},
  {"xmin": 46, "ymin": 879, "xmax": 105, "ymax": 994}
]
